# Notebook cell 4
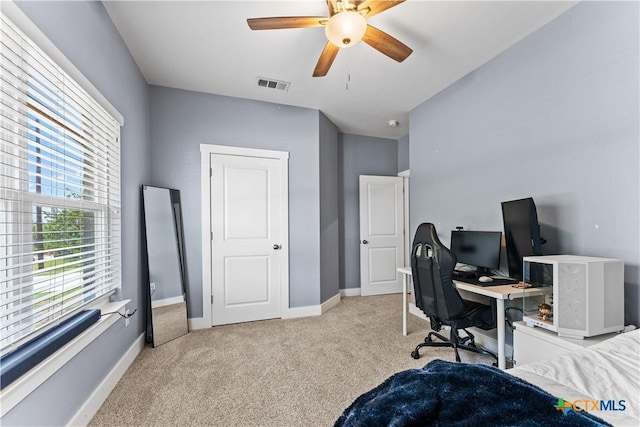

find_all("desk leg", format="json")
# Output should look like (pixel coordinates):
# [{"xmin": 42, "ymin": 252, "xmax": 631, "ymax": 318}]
[
  {"xmin": 497, "ymin": 299, "xmax": 506, "ymax": 369},
  {"xmin": 402, "ymin": 274, "xmax": 408, "ymax": 336}
]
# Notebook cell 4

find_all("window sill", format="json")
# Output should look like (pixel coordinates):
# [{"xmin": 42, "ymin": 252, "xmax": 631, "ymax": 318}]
[{"xmin": 0, "ymin": 298, "xmax": 130, "ymax": 416}]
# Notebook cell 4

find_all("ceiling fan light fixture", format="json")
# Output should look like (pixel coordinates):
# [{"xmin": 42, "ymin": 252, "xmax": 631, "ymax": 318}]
[{"xmin": 325, "ymin": 11, "xmax": 367, "ymax": 48}]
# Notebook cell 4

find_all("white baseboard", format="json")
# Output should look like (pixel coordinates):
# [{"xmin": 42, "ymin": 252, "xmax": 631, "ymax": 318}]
[
  {"xmin": 408, "ymin": 302, "xmax": 428, "ymax": 321},
  {"xmin": 282, "ymin": 304, "xmax": 321, "ymax": 319},
  {"xmin": 360, "ymin": 282, "xmax": 402, "ymax": 296},
  {"xmin": 189, "ymin": 295, "xmax": 341, "ymax": 325},
  {"xmin": 68, "ymin": 333, "xmax": 144, "ymax": 427},
  {"xmin": 340, "ymin": 287, "xmax": 361, "ymax": 297},
  {"xmin": 467, "ymin": 327, "xmax": 512, "ymax": 356},
  {"xmin": 187, "ymin": 317, "xmax": 210, "ymax": 330},
  {"xmin": 321, "ymin": 293, "xmax": 340, "ymax": 314}
]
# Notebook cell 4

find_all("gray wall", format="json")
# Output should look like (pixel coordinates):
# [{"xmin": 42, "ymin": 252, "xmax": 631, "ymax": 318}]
[
  {"xmin": 339, "ymin": 134, "xmax": 399, "ymax": 289},
  {"xmin": 149, "ymin": 86, "xmax": 323, "ymax": 312},
  {"xmin": 409, "ymin": 1, "xmax": 639, "ymax": 324},
  {"xmin": 398, "ymin": 134, "xmax": 410, "ymax": 172},
  {"xmin": 319, "ymin": 113, "xmax": 340, "ymax": 303},
  {"xmin": 4, "ymin": 2, "xmax": 150, "ymax": 426}
]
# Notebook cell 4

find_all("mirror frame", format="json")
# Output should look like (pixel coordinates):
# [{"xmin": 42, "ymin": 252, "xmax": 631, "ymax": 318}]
[{"xmin": 141, "ymin": 185, "xmax": 189, "ymax": 347}]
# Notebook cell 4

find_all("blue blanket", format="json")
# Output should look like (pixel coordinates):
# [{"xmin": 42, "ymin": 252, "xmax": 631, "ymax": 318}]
[{"xmin": 335, "ymin": 360, "xmax": 609, "ymax": 427}]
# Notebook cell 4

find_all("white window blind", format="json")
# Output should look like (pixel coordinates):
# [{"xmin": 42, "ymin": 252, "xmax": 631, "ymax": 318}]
[{"xmin": 0, "ymin": 13, "xmax": 121, "ymax": 353}]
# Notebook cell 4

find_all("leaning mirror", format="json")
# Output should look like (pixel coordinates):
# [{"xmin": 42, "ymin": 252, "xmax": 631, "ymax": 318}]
[{"xmin": 142, "ymin": 185, "xmax": 189, "ymax": 347}]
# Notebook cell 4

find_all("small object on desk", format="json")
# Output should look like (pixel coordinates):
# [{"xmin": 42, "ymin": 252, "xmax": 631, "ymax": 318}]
[
  {"xmin": 538, "ymin": 303, "xmax": 553, "ymax": 322},
  {"xmin": 512, "ymin": 282, "xmax": 532, "ymax": 289},
  {"xmin": 478, "ymin": 276, "xmax": 493, "ymax": 283}
]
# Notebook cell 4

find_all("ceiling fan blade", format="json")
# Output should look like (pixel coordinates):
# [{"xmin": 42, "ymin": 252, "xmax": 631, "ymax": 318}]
[
  {"xmin": 362, "ymin": 24, "xmax": 412, "ymax": 62},
  {"xmin": 313, "ymin": 42, "xmax": 340, "ymax": 77},
  {"xmin": 357, "ymin": 0, "xmax": 405, "ymax": 18},
  {"xmin": 247, "ymin": 16, "xmax": 327, "ymax": 30}
]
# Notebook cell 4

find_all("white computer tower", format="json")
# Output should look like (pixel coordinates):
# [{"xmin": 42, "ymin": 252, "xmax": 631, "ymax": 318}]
[{"xmin": 522, "ymin": 255, "xmax": 624, "ymax": 339}]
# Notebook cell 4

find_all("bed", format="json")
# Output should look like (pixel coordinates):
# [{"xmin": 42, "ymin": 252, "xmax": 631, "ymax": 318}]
[{"xmin": 335, "ymin": 328, "xmax": 639, "ymax": 426}]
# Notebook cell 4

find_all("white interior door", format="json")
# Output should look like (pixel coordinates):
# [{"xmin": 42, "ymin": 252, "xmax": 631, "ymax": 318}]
[
  {"xmin": 359, "ymin": 175, "xmax": 404, "ymax": 296},
  {"xmin": 210, "ymin": 152, "xmax": 286, "ymax": 325}
]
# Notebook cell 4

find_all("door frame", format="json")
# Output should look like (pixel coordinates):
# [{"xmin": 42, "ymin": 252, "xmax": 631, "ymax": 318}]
[
  {"xmin": 398, "ymin": 169, "xmax": 410, "ymax": 268},
  {"xmin": 200, "ymin": 144, "xmax": 289, "ymax": 327}
]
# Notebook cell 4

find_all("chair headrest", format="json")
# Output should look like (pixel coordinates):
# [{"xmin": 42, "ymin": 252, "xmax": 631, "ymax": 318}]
[
  {"xmin": 413, "ymin": 222, "xmax": 457, "ymax": 266},
  {"xmin": 413, "ymin": 223, "xmax": 444, "ymax": 247}
]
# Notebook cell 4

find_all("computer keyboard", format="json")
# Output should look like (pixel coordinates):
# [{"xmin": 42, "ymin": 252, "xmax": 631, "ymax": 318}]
[
  {"xmin": 452, "ymin": 270, "xmax": 476, "ymax": 278},
  {"xmin": 454, "ymin": 276, "xmax": 519, "ymax": 286},
  {"xmin": 481, "ymin": 277, "xmax": 519, "ymax": 286}
]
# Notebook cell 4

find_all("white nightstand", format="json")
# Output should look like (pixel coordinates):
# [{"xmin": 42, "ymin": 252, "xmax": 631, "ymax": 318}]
[{"xmin": 513, "ymin": 321, "xmax": 618, "ymax": 366}]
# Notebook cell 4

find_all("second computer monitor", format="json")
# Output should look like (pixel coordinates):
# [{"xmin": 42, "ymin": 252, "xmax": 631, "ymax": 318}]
[{"xmin": 449, "ymin": 230, "xmax": 502, "ymax": 273}]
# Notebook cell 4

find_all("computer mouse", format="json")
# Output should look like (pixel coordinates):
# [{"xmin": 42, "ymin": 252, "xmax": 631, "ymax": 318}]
[{"xmin": 478, "ymin": 276, "xmax": 494, "ymax": 283}]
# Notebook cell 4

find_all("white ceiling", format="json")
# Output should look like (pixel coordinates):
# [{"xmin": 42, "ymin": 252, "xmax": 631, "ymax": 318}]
[{"xmin": 104, "ymin": 0, "xmax": 577, "ymax": 139}]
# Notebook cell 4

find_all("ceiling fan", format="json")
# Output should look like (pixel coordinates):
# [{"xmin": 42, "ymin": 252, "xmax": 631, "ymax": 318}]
[{"xmin": 247, "ymin": 0, "xmax": 413, "ymax": 77}]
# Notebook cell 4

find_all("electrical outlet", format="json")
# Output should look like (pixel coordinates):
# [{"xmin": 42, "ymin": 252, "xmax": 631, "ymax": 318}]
[{"xmin": 124, "ymin": 309, "xmax": 130, "ymax": 327}]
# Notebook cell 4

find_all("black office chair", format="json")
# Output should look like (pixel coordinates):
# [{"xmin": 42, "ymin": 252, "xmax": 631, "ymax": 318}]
[{"xmin": 410, "ymin": 223, "xmax": 498, "ymax": 364}]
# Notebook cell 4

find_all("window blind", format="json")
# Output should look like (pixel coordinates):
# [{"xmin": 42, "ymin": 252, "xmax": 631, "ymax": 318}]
[{"xmin": 0, "ymin": 13, "xmax": 121, "ymax": 353}]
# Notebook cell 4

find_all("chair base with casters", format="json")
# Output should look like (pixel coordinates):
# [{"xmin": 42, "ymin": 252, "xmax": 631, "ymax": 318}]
[{"xmin": 411, "ymin": 316, "xmax": 499, "ymax": 365}]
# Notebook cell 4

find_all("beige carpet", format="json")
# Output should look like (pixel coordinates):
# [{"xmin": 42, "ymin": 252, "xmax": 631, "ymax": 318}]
[{"xmin": 90, "ymin": 294, "xmax": 494, "ymax": 426}]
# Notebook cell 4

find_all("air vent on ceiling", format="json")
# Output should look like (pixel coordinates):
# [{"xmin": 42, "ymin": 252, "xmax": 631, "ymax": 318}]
[{"xmin": 257, "ymin": 77, "xmax": 290, "ymax": 92}]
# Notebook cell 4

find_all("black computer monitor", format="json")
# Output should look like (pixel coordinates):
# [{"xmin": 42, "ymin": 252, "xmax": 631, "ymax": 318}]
[
  {"xmin": 449, "ymin": 230, "xmax": 502, "ymax": 275},
  {"xmin": 501, "ymin": 197, "xmax": 544, "ymax": 280}
]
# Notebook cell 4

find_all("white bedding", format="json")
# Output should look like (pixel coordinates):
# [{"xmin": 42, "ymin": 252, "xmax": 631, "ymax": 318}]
[{"xmin": 510, "ymin": 329, "xmax": 640, "ymax": 426}]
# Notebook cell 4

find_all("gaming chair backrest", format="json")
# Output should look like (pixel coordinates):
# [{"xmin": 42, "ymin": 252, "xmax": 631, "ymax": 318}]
[{"xmin": 411, "ymin": 223, "xmax": 466, "ymax": 320}]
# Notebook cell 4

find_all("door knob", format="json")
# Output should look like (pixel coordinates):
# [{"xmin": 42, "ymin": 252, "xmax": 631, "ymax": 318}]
[
  {"xmin": 362, "ymin": 240, "xmax": 369, "ymax": 244},
  {"xmin": 273, "ymin": 244, "xmax": 281, "ymax": 250}
]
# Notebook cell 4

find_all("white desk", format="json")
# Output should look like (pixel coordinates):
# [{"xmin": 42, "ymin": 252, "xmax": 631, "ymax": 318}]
[{"xmin": 397, "ymin": 267, "xmax": 549, "ymax": 369}]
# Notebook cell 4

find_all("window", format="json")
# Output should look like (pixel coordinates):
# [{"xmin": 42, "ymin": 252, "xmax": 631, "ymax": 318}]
[{"xmin": 1, "ymin": 13, "xmax": 121, "ymax": 353}]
